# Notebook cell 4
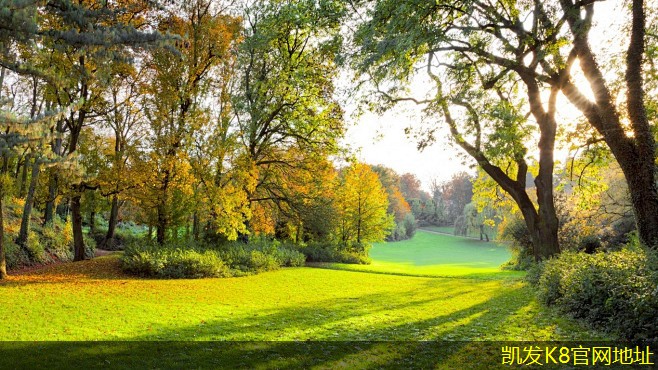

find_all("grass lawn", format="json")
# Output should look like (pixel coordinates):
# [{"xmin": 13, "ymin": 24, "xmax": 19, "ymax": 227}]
[
  {"xmin": 0, "ymin": 233, "xmax": 609, "ymax": 368},
  {"xmin": 319, "ymin": 230, "xmax": 523, "ymax": 279},
  {"xmin": 421, "ymin": 225, "xmax": 456, "ymax": 235}
]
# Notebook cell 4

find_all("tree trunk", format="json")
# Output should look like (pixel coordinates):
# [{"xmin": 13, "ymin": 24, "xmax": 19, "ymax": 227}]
[
  {"xmin": 16, "ymin": 159, "xmax": 40, "ymax": 248},
  {"xmin": 156, "ymin": 169, "xmax": 170, "ymax": 245},
  {"xmin": 618, "ymin": 154, "xmax": 658, "ymax": 247},
  {"xmin": 0, "ymin": 187, "xmax": 6, "ymax": 279},
  {"xmin": 192, "ymin": 212, "xmax": 199, "ymax": 241},
  {"xmin": 89, "ymin": 210, "xmax": 96, "ymax": 234},
  {"xmin": 103, "ymin": 195, "xmax": 119, "ymax": 247},
  {"xmin": 156, "ymin": 202, "xmax": 167, "ymax": 245},
  {"xmin": 44, "ymin": 172, "xmax": 58, "ymax": 224},
  {"xmin": 18, "ymin": 155, "xmax": 29, "ymax": 197},
  {"xmin": 559, "ymin": 0, "xmax": 658, "ymax": 249},
  {"xmin": 71, "ymin": 195, "xmax": 86, "ymax": 261}
]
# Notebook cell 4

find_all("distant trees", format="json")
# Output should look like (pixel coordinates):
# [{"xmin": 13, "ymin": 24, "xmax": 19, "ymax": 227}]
[{"xmin": 371, "ymin": 165, "xmax": 415, "ymax": 241}]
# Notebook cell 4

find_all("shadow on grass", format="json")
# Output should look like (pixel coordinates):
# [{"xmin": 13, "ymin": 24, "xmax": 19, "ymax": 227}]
[
  {"xmin": 0, "ymin": 287, "xmax": 555, "ymax": 368},
  {"xmin": 307, "ymin": 262, "xmax": 525, "ymax": 280}
]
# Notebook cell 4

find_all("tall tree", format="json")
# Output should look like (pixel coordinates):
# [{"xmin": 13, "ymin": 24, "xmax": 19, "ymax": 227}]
[
  {"xmin": 351, "ymin": 0, "xmax": 578, "ymax": 259},
  {"xmin": 234, "ymin": 0, "xmax": 346, "ymax": 230},
  {"xmin": 143, "ymin": 0, "xmax": 241, "ymax": 244},
  {"xmin": 555, "ymin": 0, "xmax": 658, "ymax": 248},
  {"xmin": 2, "ymin": 0, "xmax": 165, "ymax": 261}
]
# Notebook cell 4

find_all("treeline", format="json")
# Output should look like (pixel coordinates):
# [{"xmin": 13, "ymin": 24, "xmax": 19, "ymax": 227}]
[{"xmin": 0, "ymin": 0, "xmax": 355, "ymax": 277}]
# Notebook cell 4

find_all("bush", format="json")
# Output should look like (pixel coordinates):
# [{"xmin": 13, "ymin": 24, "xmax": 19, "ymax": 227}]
[
  {"xmin": 386, "ymin": 222, "xmax": 407, "ymax": 242},
  {"xmin": 300, "ymin": 242, "xmax": 370, "ymax": 264},
  {"xmin": 403, "ymin": 213, "xmax": 417, "ymax": 239},
  {"xmin": 537, "ymin": 249, "xmax": 658, "ymax": 341},
  {"xmin": 121, "ymin": 237, "xmax": 306, "ymax": 278},
  {"xmin": 3, "ymin": 235, "xmax": 28, "ymax": 269},
  {"xmin": 273, "ymin": 245, "xmax": 306, "ymax": 267},
  {"xmin": 92, "ymin": 227, "xmax": 143, "ymax": 251},
  {"xmin": 26, "ymin": 231, "xmax": 48, "ymax": 264},
  {"xmin": 41, "ymin": 223, "xmax": 73, "ymax": 260},
  {"xmin": 499, "ymin": 217, "xmax": 534, "ymax": 270},
  {"xmin": 121, "ymin": 244, "xmax": 230, "ymax": 279},
  {"xmin": 386, "ymin": 213, "xmax": 417, "ymax": 242}
]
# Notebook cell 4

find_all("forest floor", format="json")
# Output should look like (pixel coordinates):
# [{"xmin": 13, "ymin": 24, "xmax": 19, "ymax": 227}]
[{"xmin": 0, "ymin": 232, "xmax": 610, "ymax": 368}]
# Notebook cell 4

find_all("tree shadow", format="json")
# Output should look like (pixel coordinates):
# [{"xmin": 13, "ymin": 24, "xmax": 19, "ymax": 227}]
[{"xmin": 0, "ymin": 284, "xmax": 564, "ymax": 369}]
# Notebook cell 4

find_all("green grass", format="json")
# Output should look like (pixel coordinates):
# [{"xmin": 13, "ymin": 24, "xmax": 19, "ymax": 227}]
[
  {"xmin": 319, "ymin": 230, "xmax": 523, "ymax": 279},
  {"xmin": 0, "ymin": 242, "xmax": 610, "ymax": 368},
  {"xmin": 0, "ymin": 254, "xmax": 600, "ymax": 342},
  {"xmin": 422, "ymin": 225, "xmax": 456, "ymax": 234}
]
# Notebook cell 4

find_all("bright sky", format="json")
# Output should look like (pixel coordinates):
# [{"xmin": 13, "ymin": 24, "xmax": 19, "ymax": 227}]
[{"xmin": 340, "ymin": 1, "xmax": 624, "ymax": 192}]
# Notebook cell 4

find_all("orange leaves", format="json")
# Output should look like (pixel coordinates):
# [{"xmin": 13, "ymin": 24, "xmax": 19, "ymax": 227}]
[{"xmin": 335, "ymin": 163, "xmax": 394, "ymax": 244}]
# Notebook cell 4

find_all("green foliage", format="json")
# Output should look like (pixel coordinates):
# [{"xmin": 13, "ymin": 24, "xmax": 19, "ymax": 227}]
[
  {"xmin": 499, "ymin": 216, "xmax": 534, "ymax": 270},
  {"xmin": 538, "ymin": 249, "xmax": 658, "ymax": 341},
  {"xmin": 25, "ymin": 231, "xmax": 47, "ymax": 264},
  {"xmin": 121, "ymin": 237, "xmax": 305, "ymax": 279},
  {"xmin": 2, "ymin": 235, "xmax": 28, "ymax": 269},
  {"xmin": 40, "ymin": 219, "xmax": 74, "ymax": 260},
  {"xmin": 300, "ymin": 242, "xmax": 370, "ymax": 265},
  {"xmin": 386, "ymin": 213, "xmax": 417, "ymax": 242},
  {"xmin": 122, "ymin": 244, "xmax": 230, "ymax": 279},
  {"xmin": 91, "ymin": 226, "xmax": 142, "ymax": 251}
]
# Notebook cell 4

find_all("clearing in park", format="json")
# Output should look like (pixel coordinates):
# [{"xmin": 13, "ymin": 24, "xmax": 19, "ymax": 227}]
[{"xmin": 0, "ymin": 231, "xmax": 606, "ymax": 368}]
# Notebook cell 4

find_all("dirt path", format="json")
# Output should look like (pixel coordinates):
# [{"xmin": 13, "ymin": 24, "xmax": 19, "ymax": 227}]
[{"xmin": 94, "ymin": 249, "xmax": 115, "ymax": 257}]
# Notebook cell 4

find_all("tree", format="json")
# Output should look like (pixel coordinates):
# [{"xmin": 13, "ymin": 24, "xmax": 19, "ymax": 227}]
[
  {"xmin": 371, "ymin": 165, "xmax": 411, "ymax": 222},
  {"xmin": 399, "ymin": 173, "xmax": 422, "ymax": 201},
  {"xmin": 554, "ymin": 0, "xmax": 658, "ymax": 248},
  {"xmin": 351, "ymin": 0, "xmax": 575, "ymax": 260},
  {"xmin": 442, "ymin": 172, "xmax": 474, "ymax": 225},
  {"xmin": 234, "ymin": 0, "xmax": 345, "ymax": 231},
  {"xmin": 0, "ymin": 174, "xmax": 9, "ymax": 278},
  {"xmin": 96, "ymin": 63, "xmax": 147, "ymax": 247},
  {"xmin": 334, "ymin": 163, "xmax": 393, "ymax": 246},
  {"xmin": 1, "ymin": 0, "xmax": 166, "ymax": 261},
  {"xmin": 142, "ymin": 0, "xmax": 241, "ymax": 244}
]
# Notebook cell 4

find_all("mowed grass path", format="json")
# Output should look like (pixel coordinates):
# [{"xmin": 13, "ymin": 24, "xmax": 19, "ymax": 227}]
[{"xmin": 319, "ymin": 230, "xmax": 523, "ymax": 279}]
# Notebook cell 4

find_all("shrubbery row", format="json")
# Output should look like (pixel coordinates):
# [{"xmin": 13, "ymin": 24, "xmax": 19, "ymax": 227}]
[
  {"xmin": 121, "ymin": 238, "xmax": 307, "ymax": 278},
  {"xmin": 298, "ymin": 242, "xmax": 371, "ymax": 264},
  {"xmin": 121, "ymin": 236, "xmax": 375, "ymax": 278}
]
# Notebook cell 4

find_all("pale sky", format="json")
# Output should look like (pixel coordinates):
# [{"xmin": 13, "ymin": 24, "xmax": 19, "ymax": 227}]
[{"xmin": 340, "ymin": 1, "xmax": 624, "ymax": 193}]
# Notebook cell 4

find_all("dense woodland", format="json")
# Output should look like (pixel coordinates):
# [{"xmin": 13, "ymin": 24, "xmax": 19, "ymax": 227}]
[{"xmin": 1, "ymin": 0, "xmax": 658, "ymax": 342}]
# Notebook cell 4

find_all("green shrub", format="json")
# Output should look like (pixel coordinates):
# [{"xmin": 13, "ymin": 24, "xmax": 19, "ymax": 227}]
[
  {"xmin": 524, "ymin": 261, "xmax": 545, "ymax": 286},
  {"xmin": 121, "ymin": 244, "xmax": 230, "ymax": 278},
  {"xmin": 500, "ymin": 217, "xmax": 534, "ymax": 270},
  {"xmin": 538, "ymin": 249, "xmax": 658, "ymax": 341},
  {"xmin": 121, "ymin": 237, "xmax": 305, "ymax": 278},
  {"xmin": 3, "ymin": 236, "xmax": 28, "ymax": 269},
  {"xmin": 300, "ymin": 242, "xmax": 370, "ymax": 264},
  {"xmin": 386, "ymin": 214, "xmax": 417, "ymax": 242},
  {"xmin": 26, "ymin": 231, "xmax": 49, "ymax": 264},
  {"xmin": 92, "ymin": 227, "xmax": 143, "ymax": 251},
  {"xmin": 386, "ymin": 222, "xmax": 407, "ymax": 242},
  {"xmin": 41, "ymin": 224, "xmax": 73, "ymax": 260},
  {"xmin": 403, "ymin": 213, "xmax": 417, "ymax": 239},
  {"xmin": 83, "ymin": 234, "xmax": 96, "ymax": 259},
  {"xmin": 274, "ymin": 246, "xmax": 306, "ymax": 267}
]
